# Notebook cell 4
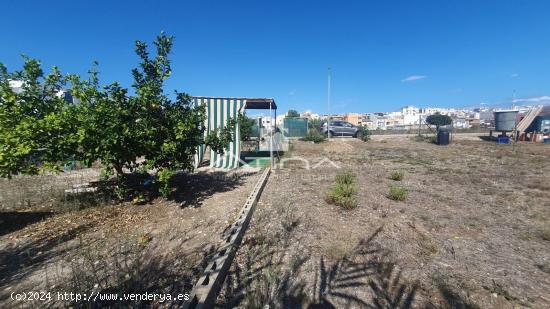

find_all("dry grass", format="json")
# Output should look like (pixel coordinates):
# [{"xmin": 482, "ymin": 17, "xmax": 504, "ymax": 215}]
[
  {"xmin": 0, "ymin": 168, "xmax": 261, "ymax": 307},
  {"xmin": 225, "ymin": 138, "xmax": 550, "ymax": 308},
  {"xmin": 418, "ymin": 234, "xmax": 439, "ymax": 256},
  {"xmin": 0, "ymin": 169, "xmax": 104, "ymax": 212},
  {"xmin": 2, "ymin": 136, "xmax": 550, "ymax": 308},
  {"xmin": 483, "ymin": 280, "xmax": 518, "ymax": 302},
  {"xmin": 530, "ymin": 179, "xmax": 550, "ymax": 191}
]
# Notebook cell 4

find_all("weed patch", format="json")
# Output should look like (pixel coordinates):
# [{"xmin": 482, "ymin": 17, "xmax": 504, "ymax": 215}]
[
  {"xmin": 483, "ymin": 280, "xmax": 518, "ymax": 302},
  {"xmin": 418, "ymin": 234, "xmax": 438, "ymax": 256},
  {"xmin": 536, "ymin": 262, "xmax": 550, "ymax": 274},
  {"xmin": 538, "ymin": 228, "xmax": 550, "ymax": 242},
  {"xmin": 412, "ymin": 135, "xmax": 436, "ymax": 143},
  {"xmin": 325, "ymin": 171, "xmax": 358, "ymax": 209},
  {"xmin": 300, "ymin": 131, "xmax": 326, "ymax": 143},
  {"xmin": 280, "ymin": 205, "xmax": 300, "ymax": 233},
  {"xmin": 334, "ymin": 171, "xmax": 355, "ymax": 185},
  {"xmin": 387, "ymin": 185, "xmax": 408, "ymax": 201},
  {"xmin": 390, "ymin": 170, "xmax": 405, "ymax": 181},
  {"xmin": 358, "ymin": 127, "xmax": 372, "ymax": 142}
]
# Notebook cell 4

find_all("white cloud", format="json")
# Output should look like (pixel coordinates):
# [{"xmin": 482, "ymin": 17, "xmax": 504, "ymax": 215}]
[
  {"xmin": 510, "ymin": 73, "xmax": 519, "ymax": 78},
  {"xmin": 288, "ymin": 89, "xmax": 296, "ymax": 96},
  {"xmin": 401, "ymin": 75, "xmax": 427, "ymax": 82},
  {"xmin": 512, "ymin": 95, "xmax": 550, "ymax": 103}
]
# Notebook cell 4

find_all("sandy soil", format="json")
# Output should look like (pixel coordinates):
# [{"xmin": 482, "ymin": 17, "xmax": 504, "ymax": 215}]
[
  {"xmin": 0, "ymin": 168, "xmax": 260, "ymax": 308},
  {"xmin": 218, "ymin": 137, "xmax": 550, "ymax": 308}
]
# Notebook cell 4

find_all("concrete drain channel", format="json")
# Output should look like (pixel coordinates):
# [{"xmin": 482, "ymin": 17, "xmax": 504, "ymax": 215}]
[{"xmin": 183, "ymin": 167, "xmax": 271, "ymax": 309}]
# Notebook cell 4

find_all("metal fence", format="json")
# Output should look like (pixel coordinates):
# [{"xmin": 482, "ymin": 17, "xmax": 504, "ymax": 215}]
[{"xmin": 283, "ymin": 118, "xmax": 308, "ymax": 138}]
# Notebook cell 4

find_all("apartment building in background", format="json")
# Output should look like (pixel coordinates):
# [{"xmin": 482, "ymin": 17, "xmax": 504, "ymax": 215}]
[{"xmin": 279, "ymin": 104, "xmax": 541, "ymax": 131}]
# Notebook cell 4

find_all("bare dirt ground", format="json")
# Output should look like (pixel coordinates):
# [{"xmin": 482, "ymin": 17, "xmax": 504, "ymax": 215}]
[
  {"xmin": 0, "ymin": 168, "xmax": 260, "ymax": 307},
  {"xmin": 371, "ymin": 132, "xmax": 484, "ymax": 141},
  {"xmin": 218, "ymin": 136, "xmax": 550, "ymax": 308}
]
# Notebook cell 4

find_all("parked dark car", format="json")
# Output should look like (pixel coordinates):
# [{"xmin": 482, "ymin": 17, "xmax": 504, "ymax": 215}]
[{"xmin": 320, "ymin": 120, "xmax": 363, "ymax": 138}]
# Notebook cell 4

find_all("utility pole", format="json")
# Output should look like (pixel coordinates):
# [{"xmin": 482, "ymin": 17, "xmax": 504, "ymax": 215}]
[
  {"xmin": 327, "ymin": 67, "xmax": 331, "ymax": 140},
  {"xmin": 418, "ymin": 114, "xmax": 422, "ymax": 136},
  {"xmin": 269, "ymin": 101, "xmax": 273, "ymax": 168}
]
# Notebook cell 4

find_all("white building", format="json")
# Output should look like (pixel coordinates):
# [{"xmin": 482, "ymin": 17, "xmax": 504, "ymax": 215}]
[
  {"xmin": 401, "ymin": 106, "xmax": 421, "ymax": 126},
  {"xmin": 452, "ymin": 117, "xmax": 470, "ymax": 129},
  {"xmin": 304, "ymin": 106, "xmax": 483, "ymax": 130},
  {"xmin": 260, "ymin": 116, "xmax": 274, "ymax": 130},
  {"xmin": 9, "ymin": 79, "xmax": 79, "ymax": 103},
  {"xmin": 376, "ymin": 117, "xmax": 388, "ymax": 130},
  {"xmin": 300, "ymin": 110, "xmax": 320, "ymax": 120},
  {"xmin": 275, "ymin": 114, "xmax": 286, "ymax": 126}
]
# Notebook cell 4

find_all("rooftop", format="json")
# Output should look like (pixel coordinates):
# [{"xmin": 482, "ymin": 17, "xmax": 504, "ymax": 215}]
[{"xmin": 191, "ymin": 96, "xmax": 276, "ymax": 110}]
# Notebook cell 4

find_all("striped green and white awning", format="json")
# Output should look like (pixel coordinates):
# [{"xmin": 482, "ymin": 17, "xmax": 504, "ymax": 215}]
[{"xmin": 193, "ymin": 97, "xmax": 246, "ymax": 169}]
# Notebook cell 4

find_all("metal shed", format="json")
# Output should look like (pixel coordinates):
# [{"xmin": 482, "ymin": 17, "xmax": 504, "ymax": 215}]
[{"xmin": 192, "ymin": 97, "xmax": 277, "ymax": 169}]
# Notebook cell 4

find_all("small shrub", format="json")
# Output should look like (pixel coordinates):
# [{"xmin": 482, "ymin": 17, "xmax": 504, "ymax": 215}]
[
  {"xmin": 335, "ymin": 171, "xmax": 355, "ymax": 185},
  {"xmin": 301, "ymin": 131, "xmax": 326, "ymax": 143},
  {"xmin": 387, "ymin": 185, "xmax": 408, "ymax": 201},
  {"xmin": 390, "ymin": 170, "xmax": 405, "ymax": 181},
  {"xmin": 281, "ymin": 206, "xmax": 300, "ymax": 233},
  {"xmin": 539, "ymin": 228, "xmax": 550, "ymax": 242},
  {"xmin": 156, "ymin": 168, "xmax": 175, "ymax": 198},
  {"xmin": 326, "ymin": 171, "xmax": 358, "ymax": 209},
  {"xmin": 114, "ymin": 176, "xmax": 130, "ymax": 200},
  {"xmin": 326, "ymin": 185, "xmax": 357, "ymax": 208},
  {"xmin": 242, "ymin": 267, "xmax": 282, "ymax": 308},
  {"xmin": 358, "ymin": 126, "xmax": 372, "ymax": 142}
]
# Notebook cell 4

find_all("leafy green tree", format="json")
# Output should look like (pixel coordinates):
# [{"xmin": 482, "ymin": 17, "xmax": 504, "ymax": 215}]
[
  {"xmin": 68, "ymin": 66, "xmax": 143, "ymax": 176},
  {"xmin": 239, "ymin": 114, "xmax": 256, "ymax": 141},
  {"xmin": 69, "ymin": 32, "xmax": 236, "ymax": 197},
  {"xmin": 286, "ymin": 109, "xmax": 300, "ymax": 118},
  {"xmin": 128, "ymin": 32, "xmax": 235, "ymax": 174},
  {"xmin": 426, "ymin": 113, "xmax": 452, "ymax": 130},
  {"xmin": 1, "ymin": 32, "xmax": 237, "ymax": 201},
  {"xmin": 0, "ymin": 57, "xmax": 79, "ymax": 178}
]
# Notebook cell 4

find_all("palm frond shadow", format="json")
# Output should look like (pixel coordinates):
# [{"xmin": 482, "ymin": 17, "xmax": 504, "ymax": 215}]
[
  {"xmin": 423, "ymin": 277, "xmax": 481, "ymax": 309},
  {"xmin": 308, "ymin": 226, "xmax": 418, "ymax": 309},
  {"xmin": 218, "ymin": 223, "xmax": 483, "ymax": 309},
  {"xmin": 219, "ymin": 227, "xmax": 307, "ymax": 308},
  {"xmin": 66, "ymin": 239, "xmax": 208, "ymax": 308}
]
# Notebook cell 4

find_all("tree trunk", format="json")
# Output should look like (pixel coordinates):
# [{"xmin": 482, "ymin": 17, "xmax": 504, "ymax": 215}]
[{"xmin": 114, "ymin": 164, "xmax": 124, "ymax": 176}]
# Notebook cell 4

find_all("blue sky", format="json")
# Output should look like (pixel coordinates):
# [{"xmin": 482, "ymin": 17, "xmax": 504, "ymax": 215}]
[{"xmin": 2, "ymin": 0, "xmax": 550, "ymax": 114}]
